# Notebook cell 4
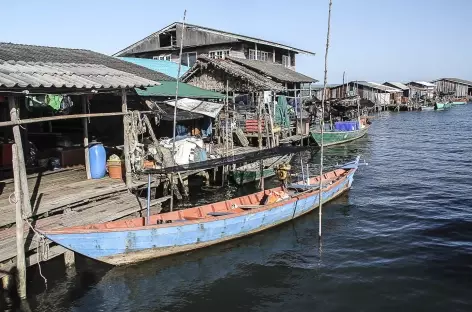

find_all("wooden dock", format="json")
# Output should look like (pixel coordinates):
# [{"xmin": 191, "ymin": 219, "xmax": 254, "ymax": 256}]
[{"xmin": 0, "ymin": 168, "xmax": 167, "ymax": 278}]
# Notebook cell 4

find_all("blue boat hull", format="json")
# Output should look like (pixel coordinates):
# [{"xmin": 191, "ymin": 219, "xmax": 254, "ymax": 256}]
[{"xmin": 43, "ymin": 168, "xmax": 357, "ymax": 265}]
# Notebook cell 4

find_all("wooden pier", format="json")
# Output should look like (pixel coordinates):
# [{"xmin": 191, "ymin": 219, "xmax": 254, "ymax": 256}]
[{"xmin": 0, "ymin": 168, "xmax": 169, "ymax": 280}]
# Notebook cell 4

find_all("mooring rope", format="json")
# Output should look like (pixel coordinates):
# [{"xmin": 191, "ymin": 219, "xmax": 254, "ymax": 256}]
[{"xmin": 9, "ymin": 193, "xmax": 48, "ymax": 288}]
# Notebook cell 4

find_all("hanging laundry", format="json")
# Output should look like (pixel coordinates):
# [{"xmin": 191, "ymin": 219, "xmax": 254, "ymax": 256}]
[{"xmin": 45, "ymin": 94, "xmax": 63, "ymax": 111}]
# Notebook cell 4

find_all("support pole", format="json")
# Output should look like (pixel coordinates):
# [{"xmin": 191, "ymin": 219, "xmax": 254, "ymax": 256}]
[
  {"xmin": 257, "ymin": 92, "xmax": 264, "ymax": 190},
  {"xmin": 318, "ymin": 0, "xmax": 333, "ymax": 239},
  {"xmin": 121, "ymin": 89, "xmax": 132, "ymax": 189},
  {"xmin": 8, "ymin": 97, "xmax": 32, "ymax": 217},
  {"xmin": 146, "ymin": 173, "xmax": 151, "ymax": 225},
  {"xmin": 170, "ymin": 9, "xmax": 187, "ymax": 211},
  {"xmin": 12, "ymin": 144, "xmax": 26, "ymax": 299},
  {"xmin": 82, "ymin": 96, "xmax": 91, "ymax": 179},
  {"xmin": 266, "ymin": 93, "xmax": 276, "ymax": 147}
]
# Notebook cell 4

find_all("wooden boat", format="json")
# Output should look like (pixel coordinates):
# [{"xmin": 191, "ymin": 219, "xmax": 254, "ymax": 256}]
[
  {"xmin": 230, "ymin": 154, "xmax": 293, "ymax": 185},
  {"xmin": 435, "ymin": 102, "xmax": 451, "ymax": 110},
  {"xmin": 40, "ymin": 157, "xmax": 361, "ymax": 265},
  {"xmin": 310, "ymin": 118, "xmax": 370, "ymax": 147},
  {"xmin": 451, "ymin": 98, "xmax": 467, "ymax": 105}
]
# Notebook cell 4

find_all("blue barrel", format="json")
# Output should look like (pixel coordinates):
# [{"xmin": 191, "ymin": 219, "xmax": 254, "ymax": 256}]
[{"xmin": 89, "ymin": 143, "xmax": 106, "ymax": 179}]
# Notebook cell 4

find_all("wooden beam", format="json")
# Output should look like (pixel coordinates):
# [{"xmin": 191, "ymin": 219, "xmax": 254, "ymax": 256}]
[
  {"xmin": 121, "ymin": 89, "xmax": 132, "ymax": 189},
  {"xmin": 8, "ymin": 97, "xmax": 32, "ymax": 217},
  {"xmin": 12, "ymin": 144, "xmax": 26, "ymax": 299},
  {"xmin": 0, "ymin": 111, "xmax": 153, "ymax": 128},
  {"xmin": 82, "ymin": 96, "xmax": 91, "ymax": 179}
]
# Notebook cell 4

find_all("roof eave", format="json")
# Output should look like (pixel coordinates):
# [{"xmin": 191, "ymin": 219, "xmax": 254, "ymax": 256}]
[{"xmin": 113, "ymin": 22, "xmax": 316, "ymax": 57}]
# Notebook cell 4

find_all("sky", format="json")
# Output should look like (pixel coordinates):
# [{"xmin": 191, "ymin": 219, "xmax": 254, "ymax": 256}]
[{"xmin": 1, "ymin": 0, "xmax": 471, "ymax": 83}]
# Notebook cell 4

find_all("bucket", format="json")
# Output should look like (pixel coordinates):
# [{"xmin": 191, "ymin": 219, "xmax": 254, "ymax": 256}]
[
  {"xmin": 107, "ymin": 160, "xmax": 123, "ymax": 180},
  {"xmin": 143, "ymin": 160, "xmax": 154, "ymax": 169}
]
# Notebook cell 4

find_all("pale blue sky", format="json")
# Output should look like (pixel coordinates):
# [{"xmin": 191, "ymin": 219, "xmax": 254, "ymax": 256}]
[{"xmin": 2, "ymin": 0, "xmax": 470, "ymax": 83}]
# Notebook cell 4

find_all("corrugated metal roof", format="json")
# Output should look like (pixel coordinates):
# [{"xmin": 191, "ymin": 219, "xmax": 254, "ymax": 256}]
[
  {"xmin": 354, "ymin": 81, "xmax": 401, "ymax": 92},
  {"xmin": 135, "ymin": 81, "xmax": 225, "ymax": 99},
  {"xmin": 383, "ymin": 82, "xmax": 409, "ymax": 90},
  {"xmin": 434, "ymin": 78, "xmax": 472, "ymax": 87},
  {"xmin": 228, "ymin": 57, "xmax": 318, "ymax": 83},
  {"xmin": 165, "ymin": 98, "xmax": 224, "ymax": 118},
  {"xmin": 0, "ymin": 42, "xmax": 174, "ymax": 82},
  {"xmin": 412, "ymin": 81, "xmax": 436, "ymax": 88},
  {"xmin": 0, "ymin": 60, "xmax": 160, "ymax": 89},
  {"xmin": 118, "ymin": 57, "xmax": 189, "ymax": 79}
]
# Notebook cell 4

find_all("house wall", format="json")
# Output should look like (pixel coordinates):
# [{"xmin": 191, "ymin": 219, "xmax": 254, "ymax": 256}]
[
  {"xmin": 435, "ymin": 80, "xmax": 469, "ymax": 97},
  {"xmin": 184, "ymin": 64, "xmax": 260, "ymax": 93},
  {"xmin": 126, "ymin": 39, "xmax": 298, "ymax": 70},
  {"xmin": 176, "ymin": 24, "xmax": 239, "ymax": 48}
]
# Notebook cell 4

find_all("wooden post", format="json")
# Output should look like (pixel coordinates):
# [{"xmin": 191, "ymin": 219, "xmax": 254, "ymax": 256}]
[
  {"xmin": 121, "ymin": 89, "xmax": 132, "ymax": 189},
  {"xmin": 82, "ymin": 96, "xmax": 91, "ymax": 179},
  {"xmin": 12, "ymin": 144, "xmax": 26, "ymax": 299},
  {"xmin": 266, "ymin": 96, "xmax": 275, "ymax": 148},
  {"xmin": 257, "ymin": 92, "xmax": 264, "ymax": 190},
  {"xmin": 8, "ymin": 97, "xmax": 32, "ymax": 217},
  {"xmin": 64, "ymin": 250, "xmax": 75, "ymax": 268}
]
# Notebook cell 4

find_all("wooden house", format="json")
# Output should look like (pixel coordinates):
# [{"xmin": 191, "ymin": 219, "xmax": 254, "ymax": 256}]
[
  {"xmin": 113, "ymin": 22, "xmax": 315, "ymax": 71},
  {"xmin": 433, "ymin": 78, "xmax": 472, "ymax": 97},
  {"xmin": 406, "ymin": 81, "xmax": 436, "ymax": 99},
  {"xmin": 329, "ymin": 81, "xmax": 402, "ymax": 108}
]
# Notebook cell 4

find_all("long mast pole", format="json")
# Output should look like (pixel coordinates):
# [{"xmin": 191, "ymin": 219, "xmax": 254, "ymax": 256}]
[
  {"xmin": 319, "ymin": 0, "xmax": 333, "ymax": 238},
  {"xmin": 170, "ymin": 10, "xmax": 187, "ymax": 212}
]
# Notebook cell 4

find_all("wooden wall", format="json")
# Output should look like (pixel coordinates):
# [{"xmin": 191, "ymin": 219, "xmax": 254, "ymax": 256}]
[{"xmin": 435, "ymin": 80, "xmax": 469, "ymax": 97}]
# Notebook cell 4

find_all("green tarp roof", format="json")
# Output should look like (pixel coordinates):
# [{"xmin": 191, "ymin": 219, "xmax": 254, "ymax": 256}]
[{"xmin": 136, "ymin": 81, "xmax": 225, "ymax": 99}]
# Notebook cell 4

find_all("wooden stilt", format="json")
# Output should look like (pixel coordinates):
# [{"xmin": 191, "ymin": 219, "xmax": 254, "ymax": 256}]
[
  {"xmin": 82, "ymin": 96, "xmax": 91, "ymax": 179},
  {"xmin": 257, "ymin": 92, "xmax": 264, "ymax": 190},
  {"xmin": 63, "ymin": 250, "xmax": 76, "ymax": 268},
  {"xmin": 121, "ymin": 89, "xmax": 132, "ymax": 189},
  {"xmin": 12, "ymin": 144, "xmax": 26, "ymax": 299},
  {"xmin": 8, "ymin": 97, "xmax": 32, "ymax": 217}
]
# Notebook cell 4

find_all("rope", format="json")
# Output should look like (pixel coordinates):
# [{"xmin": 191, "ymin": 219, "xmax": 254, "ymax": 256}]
[
  {"xmin": 9, "ymin": 193, "xmax": 48, "ymax": 288},
  {"xmin": 318, "ymin": 0, "xmax": 333, "ymax": 239}
]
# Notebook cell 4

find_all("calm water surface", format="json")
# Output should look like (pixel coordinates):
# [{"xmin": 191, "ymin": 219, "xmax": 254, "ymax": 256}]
[{"xmin": 19, "ymin": 106, "xmax": 472, "ymax": 311}]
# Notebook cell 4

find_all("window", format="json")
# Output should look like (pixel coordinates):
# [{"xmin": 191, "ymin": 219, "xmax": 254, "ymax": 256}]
[
  {"xmin": 209, "ymin": 50, "xmax": 229, "ymax": 59},
  {"xmin": 248, "ymin": 49, "xmax": 273, "ymax": 62},
  {"xmin": 181, "ymin": 52, "xmax": 197, "ymax": 67},
  {"xmin": 282, "ymin": 55, "xmax": 290, "ymax": 67},
  {"xmin": 153, "ymin": 54, "xmax": 171, "ymax": 61}
]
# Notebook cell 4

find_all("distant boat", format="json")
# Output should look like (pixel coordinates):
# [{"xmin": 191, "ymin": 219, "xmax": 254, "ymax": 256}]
[
  {"xmin": 451, "ymin": 98, "xmax": 467, "ymax": 105},
  {"xmin": 435, "ymin": 102, "xmax": 451, "ymax": 110},
  {"xmin": 420, "ymin": 106, "xmax": 435, "ymax": 111},
  {"xmin": 310, "ymin": 118, "xmax": 370, "ymax": 147},
  {"xmin": 40, "ymin": 157, "xmax": 362, "ymax": 265},
  {"xmin": 230, "ymin": 154, "xmax": 293, "ymax": 185}
]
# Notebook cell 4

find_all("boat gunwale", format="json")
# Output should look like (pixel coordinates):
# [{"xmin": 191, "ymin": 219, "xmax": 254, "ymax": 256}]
[
  {"xmin": 310, "ymin": 124, "xmax": 370, "ymax": 135},
  {"xmin": 41, "ymin": 167, "xmax": 355, "ymax": 235}
]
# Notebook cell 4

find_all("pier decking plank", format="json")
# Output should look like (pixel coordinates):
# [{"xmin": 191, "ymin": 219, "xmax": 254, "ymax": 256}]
[
  {"xmin": 0, "ymin": 191, "xmax": 166, "ymax": 277},
  {"xmin": 0, "ymin": 169, "xmax": 127, "ymax": 228}
]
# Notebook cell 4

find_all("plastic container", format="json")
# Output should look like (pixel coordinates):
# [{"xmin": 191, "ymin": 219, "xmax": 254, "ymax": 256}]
[{"xmin": 89, "ymin": 143, "xmax": 106, "ymax": 179}]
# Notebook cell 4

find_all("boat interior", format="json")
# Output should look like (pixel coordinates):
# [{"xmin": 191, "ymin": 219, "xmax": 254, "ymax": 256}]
[{"xmin": 47, "ymin": 167, "xmax": 350, "ymax": 233}]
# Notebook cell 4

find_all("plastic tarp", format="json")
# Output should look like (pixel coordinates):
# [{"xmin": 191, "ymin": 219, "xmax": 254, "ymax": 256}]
[
  {"xmin": 275, "ymin": 95, "xmax": 290, "ymax": 128},
  {"xmin": 334, "ymin": 121, "xmax": 359, "ymax": 131}
]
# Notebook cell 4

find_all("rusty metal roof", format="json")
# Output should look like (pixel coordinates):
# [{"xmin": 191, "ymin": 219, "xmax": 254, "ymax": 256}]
[
  {"xmin": 228, "ymin": 57, "xmax": 318, "ymax": 83},
  {"xmin": 0, "ymin": 60, "xmax": 160, "ymax": 89}
]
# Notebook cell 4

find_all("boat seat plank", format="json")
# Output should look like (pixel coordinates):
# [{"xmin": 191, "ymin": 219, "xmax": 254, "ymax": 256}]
[{"xmin": 208, "ymin": 211, "xmax": 234, "ymax": 217}]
